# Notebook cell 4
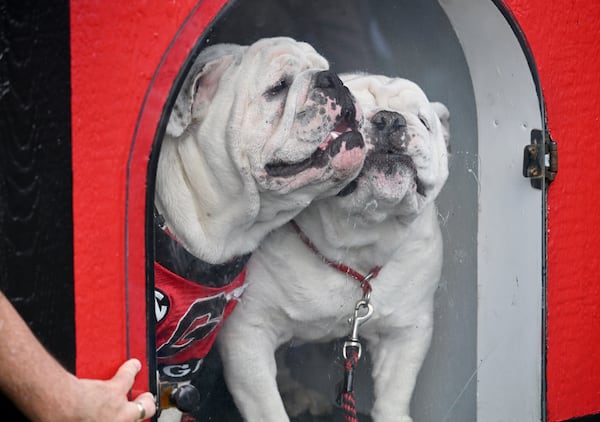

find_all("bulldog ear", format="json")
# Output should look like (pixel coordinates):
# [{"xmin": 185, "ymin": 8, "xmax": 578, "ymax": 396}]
[
  {"xmin": 431, "ymin": 101, "xmax": 450, "ymax": 147},
  {"xmin": 166, "ymin": 53, "xmax": 236, "ymax": 138}
]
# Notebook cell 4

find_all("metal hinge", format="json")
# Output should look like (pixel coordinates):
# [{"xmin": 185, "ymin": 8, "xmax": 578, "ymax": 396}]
[{"xmin": 523, "ymin": 129, "xmax": 558, "ymax": 189}]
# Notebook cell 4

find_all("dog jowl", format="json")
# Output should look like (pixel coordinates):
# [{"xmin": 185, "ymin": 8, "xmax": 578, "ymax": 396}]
[{"xmin": 264, "ymin": 70, "xmax": 364, "ymax": 181}]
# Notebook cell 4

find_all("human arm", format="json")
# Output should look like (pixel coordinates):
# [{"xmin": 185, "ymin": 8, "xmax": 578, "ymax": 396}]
[{"xmin": 0, "ymin": 291, "xmax": 156, "ymax": 422}]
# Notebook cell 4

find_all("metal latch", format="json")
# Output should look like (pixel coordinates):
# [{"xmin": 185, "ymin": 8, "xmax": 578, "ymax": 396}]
[{"xmin": 523, "ymin": 129, "xmax": 558, "ymax": 189}]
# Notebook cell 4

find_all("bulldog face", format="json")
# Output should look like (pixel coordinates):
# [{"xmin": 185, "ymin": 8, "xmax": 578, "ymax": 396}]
[
  {"xmin": 335, "ymin": 74, "xmax": 450, "ymax": 223},
  {"xmin": 165, "ymin": 37, "xmax": 366, "ymax": 205}
]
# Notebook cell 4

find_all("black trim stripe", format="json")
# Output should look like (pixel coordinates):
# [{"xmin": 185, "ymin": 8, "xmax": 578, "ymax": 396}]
[{"xmin": 0, "ymin": 1, "xmax": 73, "ymax": 418}]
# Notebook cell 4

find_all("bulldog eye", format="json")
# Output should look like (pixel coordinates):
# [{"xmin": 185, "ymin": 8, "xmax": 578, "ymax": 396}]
[
  {"xmin": 418, "ymin": 113, "xmax": 431, "ymax": 131},
  {"xmin": 265, "ymin": 77, "xmax": 290, "ymax": 97}
]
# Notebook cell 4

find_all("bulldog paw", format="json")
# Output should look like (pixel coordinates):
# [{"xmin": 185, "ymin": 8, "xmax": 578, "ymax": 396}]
[{"xmin": 281, "ymin": 386, "xmax": 333, "ymax": 417}]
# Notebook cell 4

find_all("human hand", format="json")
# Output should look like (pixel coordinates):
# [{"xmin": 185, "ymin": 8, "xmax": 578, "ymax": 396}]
[
  {"xmin": 64, "ymin": 358, "xmax": 156, "ymax": 422},
  {"xmin": 0, "ymin": 292, "xmax": 157, "ymax": 422}
]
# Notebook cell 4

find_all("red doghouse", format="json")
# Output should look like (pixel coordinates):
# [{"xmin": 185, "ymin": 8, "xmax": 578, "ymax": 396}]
[{"xmin": 1, "ymin": 1, "xmax": 598, "ymax": 421}]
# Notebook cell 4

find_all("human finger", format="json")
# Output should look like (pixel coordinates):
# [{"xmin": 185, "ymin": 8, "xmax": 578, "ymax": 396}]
[
  {"xmin": 132, "ymin": 392, "xmax": 156, "ymax": 420},
  {"xmin": 111, "ymin": 358, "xmax": 141, "ymax": 392}
]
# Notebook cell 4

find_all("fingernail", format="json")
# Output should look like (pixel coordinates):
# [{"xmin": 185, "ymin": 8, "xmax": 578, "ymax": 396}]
[{"xmin": 132, "ymin": 358, "xmax": 142, "ymax": 371}]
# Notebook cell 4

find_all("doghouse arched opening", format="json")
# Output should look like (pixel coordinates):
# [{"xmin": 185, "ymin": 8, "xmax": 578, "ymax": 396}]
[{"xmin": 130, "ymin": 0, "xmax": 546, "ymax": 420}]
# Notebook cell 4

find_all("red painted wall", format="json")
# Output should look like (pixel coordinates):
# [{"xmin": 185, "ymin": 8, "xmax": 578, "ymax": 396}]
[
  {"xmin": 504, "ymin": 0, "xmax": 600, "ymax": 420},
  {"xmin": 70, "ymin": 0, "xmax": 228, "ymax": 395},
  {"xmin": 70, "ymin": 0, "xmax": 600, "ymax": 419}
]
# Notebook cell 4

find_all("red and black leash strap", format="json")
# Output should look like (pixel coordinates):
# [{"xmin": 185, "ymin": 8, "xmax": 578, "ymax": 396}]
[
  {"xmin": 290, "ymin": 219, "xmax": 380, "ymax": 422},
  {"xmin": 339, "ymin": 346, "xmax": 360, "ymax": 422},
  {"xmin": 338, "ymin": 299, "xmax": 373, "ymax": 422}
]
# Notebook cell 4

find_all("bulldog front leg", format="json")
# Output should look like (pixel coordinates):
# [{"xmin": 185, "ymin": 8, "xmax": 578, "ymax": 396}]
[
  {"xmin": 367, "ymin": 317, "xmax": 433, "ymax": 422},
  {"xmin": 217, "ymin": 322, "xmax": 290, "ymax": 422}
]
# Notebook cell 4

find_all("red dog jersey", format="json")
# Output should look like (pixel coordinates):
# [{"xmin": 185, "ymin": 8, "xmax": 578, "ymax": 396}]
[
  {"xmin": 154, "ymin": 262, "xmax": 246, "ymax": 381},
  {"xmin": 153, "ymin": 217, "xmax": 250, "ymax": 383}
]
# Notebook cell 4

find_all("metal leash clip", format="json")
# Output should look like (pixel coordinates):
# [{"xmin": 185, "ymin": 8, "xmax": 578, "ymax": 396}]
[
  {"xmin": 343, "ymin": 299, "xmax": 374, "ymax": 360},
  {"xmin": 360, "ymin": 271, "xmax": 375, "ymax": 303}
]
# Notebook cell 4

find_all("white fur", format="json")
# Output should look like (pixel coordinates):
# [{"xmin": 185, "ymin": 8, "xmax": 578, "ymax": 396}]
[{"xmin": 218, "ymin": 73, "xmax": 450, "ymax": 422}]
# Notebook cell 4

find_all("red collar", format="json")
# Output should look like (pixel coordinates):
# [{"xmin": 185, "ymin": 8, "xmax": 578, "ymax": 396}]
[{"xmin": 290, "ymin": 220, "xmax": 381, "ymax": 295}]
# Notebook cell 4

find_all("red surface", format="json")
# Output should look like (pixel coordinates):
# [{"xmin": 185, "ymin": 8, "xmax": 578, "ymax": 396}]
[
  {"xmin": 504, "ymin": 0, "xmax": 600, "ymax": 420},
  {"xmin": 70, "ymin": 0, "xmax": 229, "ymax": 395}
]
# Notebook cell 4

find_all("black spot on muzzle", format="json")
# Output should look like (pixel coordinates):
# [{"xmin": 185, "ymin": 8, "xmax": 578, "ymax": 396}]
[{"xmin": 314, "ymin": 70, "xmax": 357, "ymax": 127}]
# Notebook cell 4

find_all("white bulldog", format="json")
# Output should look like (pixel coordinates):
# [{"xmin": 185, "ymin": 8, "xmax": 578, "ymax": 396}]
[
  {"xmin": 217, "ymin": 73, "xmax": 450, "ymax": 422},
  {"xmin": 155, "ymin": 37, "xmax": 366, "ymax": 264},
  {"xmin": 154, "ymin": 37, "xmax": 366, "ymax": 420}
]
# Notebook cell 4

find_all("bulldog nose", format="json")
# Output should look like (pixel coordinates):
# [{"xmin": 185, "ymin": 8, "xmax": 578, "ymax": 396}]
[
  {"xmin": 315, "ymin": 70, "xmax": 340, "ymax": 90},
  {"xmin": 371, "ymin": 110, "xmax": 407, "ymax": 151},
  {"xmin": 315, "ymin": 71, "xmax": 357, "ymax": 124}
]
